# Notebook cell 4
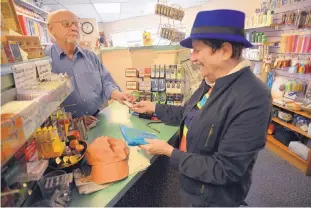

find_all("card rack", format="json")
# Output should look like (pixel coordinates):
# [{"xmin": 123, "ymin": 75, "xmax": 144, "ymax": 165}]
[{"xmin": 155, "ymin": 0, "xmax": 186, "ymax": 43}]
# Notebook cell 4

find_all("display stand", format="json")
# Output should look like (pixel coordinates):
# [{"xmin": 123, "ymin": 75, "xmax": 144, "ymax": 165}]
[{"xmin": 244, "ymin": 0, "xmax": 311, "ymax": 175}]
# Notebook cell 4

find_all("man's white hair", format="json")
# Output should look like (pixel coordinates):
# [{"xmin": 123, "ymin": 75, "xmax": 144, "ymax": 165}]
[{"xmin": 47, "ymin": 9, "xmax": 77, "ymax": 24}]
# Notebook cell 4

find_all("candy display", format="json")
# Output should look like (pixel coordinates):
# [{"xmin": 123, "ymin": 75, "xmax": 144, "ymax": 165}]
[
  {"xmin": 155, "ymin": 3, "xmax": 185, "ymax": 21},
  {"xmin": 159, "ymin": 26, "xmax": 186, "ymax": 43}
]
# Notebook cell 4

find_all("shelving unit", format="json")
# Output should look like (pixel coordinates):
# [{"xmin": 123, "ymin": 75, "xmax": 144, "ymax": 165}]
[
  {"xmin": 1, "ymin": 58, "xmax": 74, "ymax": 167},
  {"xmin": 16, "ymin": 12, "xmax": 47, "ymax": 24},
  {"xmin": 14, "ymin": 0, "xmax": 48, "ymax": 16},
  {"xmin": 272, "ymin": 117, "xmax": 311, "ymax": 139},
  {"xmin": 266, "ymin": 135, "xmax": 311, "ymax": 175},
  {"xmin": 270, "ymin": 102, "xmax": 311, "ymax": 175},
  {"xmin": 273, "ymin": 103, "xmax": 311, "ymax": 119}
]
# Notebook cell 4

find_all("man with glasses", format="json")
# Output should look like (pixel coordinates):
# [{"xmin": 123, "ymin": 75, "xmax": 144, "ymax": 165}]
[{"xmin": 46, "ymin": 10, "xmax": 135, "ymax": 125}]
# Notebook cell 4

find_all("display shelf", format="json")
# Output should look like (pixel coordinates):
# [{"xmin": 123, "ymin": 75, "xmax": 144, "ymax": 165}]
[
  {"xmin": 251, "ymin": 43, "xmax": 264, "ymax": 46},
  {"xmin": 266, "ymin": 135, "xmax": 310, "ymax": 175},
  {"xmin": 273, "ymin": 103, "xmax": 311, "ymax": 119},
  {"xmin": 249, "ymin": 59, "xmax": 262, "ymax": 62},
  {"xmin": 0, "ymin": 57, "xmax": 50, "ymax": 76},
  {"xmin": 16, "ymin": 12, "xmax": 47, "ymax": 24},
  {"xmin": 1, "ymin": 78, "xmax": 74, "ymax": 167},
  {"xmin": 14, "ymin": 0, "xmax": 48, "ymax": 16},
  {"xmin": 41, "ymin": 42, "xmax": 52, "ymax": 46},
  {"xmin": 274, "ymin": 69, "xmax": 311, "ymax": 80},
  {"xmin": 245, "ymin": 25, "xmax": 272, "ymax": 30},
  {"xmin": 272, "ymin": 117, "xmax": 311, "ymax": 139}
]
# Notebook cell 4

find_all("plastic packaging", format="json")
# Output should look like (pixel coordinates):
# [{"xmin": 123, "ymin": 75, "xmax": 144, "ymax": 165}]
[{"xmin": 120, "ymin": 125, "xmax": 157, "ymax": 146}]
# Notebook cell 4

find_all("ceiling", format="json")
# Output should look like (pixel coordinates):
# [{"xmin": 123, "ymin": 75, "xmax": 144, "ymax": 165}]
[{"xmin": 42, "ymin": 0, "xmax": 208, "ymax": 23}]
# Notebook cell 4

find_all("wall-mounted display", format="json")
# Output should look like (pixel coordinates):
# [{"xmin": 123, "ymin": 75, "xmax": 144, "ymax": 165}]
[
  {"xmin": 126, "ymin": 81, "xmax": 138, "ymax": 90},
  {"xmin": 125, "ymin": 68, "xmax": 137, "ymax": 77}
]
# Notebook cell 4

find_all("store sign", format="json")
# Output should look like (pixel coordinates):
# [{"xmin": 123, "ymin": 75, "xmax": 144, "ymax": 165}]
[
  {"xmin": 35, "ymin": 60, "xmax": 52, "ymax": 81},
  {"xmin": 12, "ymin": 62, "xmax": 37, "ymax": 92}
]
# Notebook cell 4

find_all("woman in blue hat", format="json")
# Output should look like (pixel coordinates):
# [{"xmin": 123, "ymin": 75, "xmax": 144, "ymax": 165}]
[{"xmin": 132, "ymin": 9, "xmax": 271, "ymax": 207}]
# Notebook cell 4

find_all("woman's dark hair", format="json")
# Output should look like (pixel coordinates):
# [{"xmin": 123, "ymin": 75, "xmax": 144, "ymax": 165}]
[{"xmin": 201, "ymin": 39, "xmax": 243, "ymax": 60}]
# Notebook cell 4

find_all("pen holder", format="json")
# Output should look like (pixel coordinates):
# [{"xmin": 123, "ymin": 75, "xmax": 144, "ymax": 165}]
[
  {"xmin": 36, "ymin": 138, "xmax": 65, "ymax": 159},
  {"xmin": 38, "ymin": 170, "xmax": 70, "ymax": 199}
]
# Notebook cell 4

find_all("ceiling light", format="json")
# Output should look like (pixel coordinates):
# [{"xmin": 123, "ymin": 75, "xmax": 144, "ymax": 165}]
[{"xmin": 94, "ymin": 3, "xmax": 121, "ymax": 14}]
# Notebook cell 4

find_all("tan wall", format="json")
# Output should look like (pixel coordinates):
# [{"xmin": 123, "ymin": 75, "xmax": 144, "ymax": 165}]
[{"xmin": 101, "ymin": 48, "xmax": 190, "ymax": 91}]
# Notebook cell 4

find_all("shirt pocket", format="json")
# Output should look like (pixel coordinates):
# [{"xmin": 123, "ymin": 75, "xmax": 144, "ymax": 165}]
[{"xmin": 82, "ymin": 71, "xmax": 102, "ymax": 93}]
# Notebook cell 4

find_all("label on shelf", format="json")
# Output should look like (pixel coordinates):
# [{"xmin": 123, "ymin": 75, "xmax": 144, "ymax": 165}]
[
  {"xmin": 12, "ymin": 62, "xmax": 37, "ymax": 92},
  {"xmin": 35, "ymin": 60, "xmax": 52, "ymax": 81}
]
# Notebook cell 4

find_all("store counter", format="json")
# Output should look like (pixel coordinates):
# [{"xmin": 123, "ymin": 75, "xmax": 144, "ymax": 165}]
[{"xmin": 69, "ymin": 102, "xmax": 179, "ymax": 207}]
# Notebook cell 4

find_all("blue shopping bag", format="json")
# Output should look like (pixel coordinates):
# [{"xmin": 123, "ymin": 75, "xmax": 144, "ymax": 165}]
[{"xmin": 119, "ymin": 125, "xmax": 157, "ymax": 146}]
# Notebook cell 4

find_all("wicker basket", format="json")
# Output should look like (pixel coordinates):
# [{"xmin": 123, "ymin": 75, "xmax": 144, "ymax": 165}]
[
  {"xmin": 301, "ymin": 105, "xmax": 311, "ymax": 114},
  {"xmin": 278, "ymin": 111, "xmax": 293, "ymax": 122}
]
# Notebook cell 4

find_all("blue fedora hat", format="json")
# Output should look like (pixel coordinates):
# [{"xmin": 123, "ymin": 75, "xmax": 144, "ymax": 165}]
[{"xmin": 180, "ymin": 9, "xmax": 253, "ymax": 48}]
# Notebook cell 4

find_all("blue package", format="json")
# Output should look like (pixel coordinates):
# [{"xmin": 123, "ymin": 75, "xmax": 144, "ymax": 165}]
[{"xmin": 120, "ymin": 125, "xmax": 157, "ymax": 146}]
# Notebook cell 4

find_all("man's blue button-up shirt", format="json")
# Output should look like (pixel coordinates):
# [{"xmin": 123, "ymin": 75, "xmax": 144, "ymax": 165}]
[{"xmin": 46, "ymin": 44, "xmax": 120, "ymax": 118}]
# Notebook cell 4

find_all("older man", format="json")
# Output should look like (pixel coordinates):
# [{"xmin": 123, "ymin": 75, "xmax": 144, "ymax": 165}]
[{"xmin": 46, "ymin": 10, "xmax": 134, "ymax": 121}]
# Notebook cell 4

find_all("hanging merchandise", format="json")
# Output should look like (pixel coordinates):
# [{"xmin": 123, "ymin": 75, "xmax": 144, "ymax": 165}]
[
  {"xmin": 280, "ymin": 31, "xmax": 311, "ymax": 54},
  {"xmin": 160, "ymin": 25, "xmax": 186, "ymax": 42},
  {"xmin": 270, "ymin": 54, "xmax": 311, "ymax": 73},
  {"xmin": 266, "ymin": 71, "xmax": 276, "ymax": 89},
  {"xmin": 155, "ymin": 3, "xmax": 185, "ymax": 21}
]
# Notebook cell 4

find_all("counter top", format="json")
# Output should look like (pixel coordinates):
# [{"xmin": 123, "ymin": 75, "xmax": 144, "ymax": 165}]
[
  {"xmin": 69, "ymin": 102, "xmax": 179, "ymax": 207},
  {"xmin": 100, "ymin": 45, "xmax": 185, "ymax": 52}
]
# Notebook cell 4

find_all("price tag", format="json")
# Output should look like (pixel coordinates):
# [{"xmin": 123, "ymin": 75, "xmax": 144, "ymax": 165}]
[
  {"xmin": 35, "ymin": 60, "xmax": 52, "ymax": 81},
  {"xmin": 12, "ymin": 62, "xmax": 37, "ymax": 92}
]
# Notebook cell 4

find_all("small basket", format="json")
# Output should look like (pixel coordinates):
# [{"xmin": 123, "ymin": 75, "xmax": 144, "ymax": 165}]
[
  {"xmin": 278, "ymin": 111, "xmax": 293, "ymax": 122},
  {"xmin": 301, "ymin": 105, "xmax": 311, "ymax": 114}
]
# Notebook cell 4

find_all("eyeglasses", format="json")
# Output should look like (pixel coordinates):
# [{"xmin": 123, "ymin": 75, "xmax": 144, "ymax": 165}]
[{"xmin": 51, "ymin": 20, "xmax": 81, "ymax": 28}]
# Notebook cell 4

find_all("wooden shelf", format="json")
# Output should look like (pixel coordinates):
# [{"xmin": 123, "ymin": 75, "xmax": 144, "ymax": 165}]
[
  {"xmin": 266, "ymin": 135, "xmax": 310, "ymax": 175},
  {"xmin": 273, "ymin": 103, "xmax": 311, "ymax": 119},
  {"xmin": 14, "ymin": 0, "xmax": 48, "ymax": 16},
  {"xmin": 272, "ymin": 117, "xmax": 311, "ymax": 139},
  {"xmin": 17, "ymin": 12, "xmax": 47, "ymax": 24},
  {"xmin": 274, "ymin": 69, "xmax": 311, "ymax": 80}
]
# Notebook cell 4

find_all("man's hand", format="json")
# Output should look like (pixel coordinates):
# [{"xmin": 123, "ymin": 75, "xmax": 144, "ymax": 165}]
[
  {"xmin": 83, "ymin": 116, "xmax": 98, "ymax": 129},
  {"xmin": 131, "ymin": 101, "xmax": 156, "ymax": 114},
  {"xmin": 111, "ymin": 90, "xmax": 136, "ymax": 104},
  {"xmin": 139, "ymin": 139, "xmax": 174, "ymax": 157}
]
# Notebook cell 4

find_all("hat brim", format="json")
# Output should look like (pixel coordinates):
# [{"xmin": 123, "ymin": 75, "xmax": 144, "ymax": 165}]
[
  {"xmin": 91, "ymin": 160, "xmax": 129, "ymax": 184},
  {"xmin": 180, "ymin": 33, "xmax": 253, "ymax": 48}
]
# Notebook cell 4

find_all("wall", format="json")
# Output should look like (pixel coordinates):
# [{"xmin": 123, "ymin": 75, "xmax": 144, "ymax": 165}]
[
  {"xmin": 79, "ymin": 18, "xmax": 100, "ymax": 49},
  {"xmin": 98, "ymin": 0, "xmax": 262, "ymax": 41}
]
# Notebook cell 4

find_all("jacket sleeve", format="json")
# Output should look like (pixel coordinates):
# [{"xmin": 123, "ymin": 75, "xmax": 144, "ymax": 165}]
[
  {"xmin": 155, "ymin": 104, "xmax": 184, "ymax": 126},
  {"xmin": 170, "ymin": 92, "xmax": 272, "ymax": 185}
]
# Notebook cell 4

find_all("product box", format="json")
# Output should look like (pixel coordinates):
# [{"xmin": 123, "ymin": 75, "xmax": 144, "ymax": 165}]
[
  {"xmin": 145, "ymin": 68, "xmax": 151, "ymax": 77},
  {"xmin": 1, "ymin": 100, "xmax": 41, "ymax": 139},
  {"xmin": 8, "ymin": 41, "xmax": 23, "ymax": 62},
  {"xmin": 1, "ymin": 44, "xmax": 9, "ymax": 64},
  {"xmin": 1, "ymin": 114, "xmax": 25, "ymax": 164},
  {"xmin": 2, "ymin": 42, "xmax": 15, "ymax": 63}
]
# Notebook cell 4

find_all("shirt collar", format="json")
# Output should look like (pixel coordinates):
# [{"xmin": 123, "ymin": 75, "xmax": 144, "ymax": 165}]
[{"xmin": 54, "ymin": 43, "xmax": 85, "ymax": 59}]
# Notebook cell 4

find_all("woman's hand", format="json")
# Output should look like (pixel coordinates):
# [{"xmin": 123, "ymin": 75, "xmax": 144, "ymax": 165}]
[
  {"xmin": 139, "ymin": 139, "xmax": 174, "ymax": 157},
  {"xmin": 111, "ymin": 90, "xmax": 136, "ymax": 104},
  {"xmin": 131, "ymin": 101, "xmax": 156, "ymax": 114}
]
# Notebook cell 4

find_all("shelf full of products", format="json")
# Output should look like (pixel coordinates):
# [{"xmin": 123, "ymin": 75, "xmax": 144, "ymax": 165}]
[
  {"xmin": 245, "ymin": 0, "xmax": 311, "ymax": 176},
  {"xmin": 125, "ymin": 64, "xmax": 186, "ymax": 108},
  {"xmin": 1, "ymin": 59, "xmax": 74, "ymax": 167}
]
